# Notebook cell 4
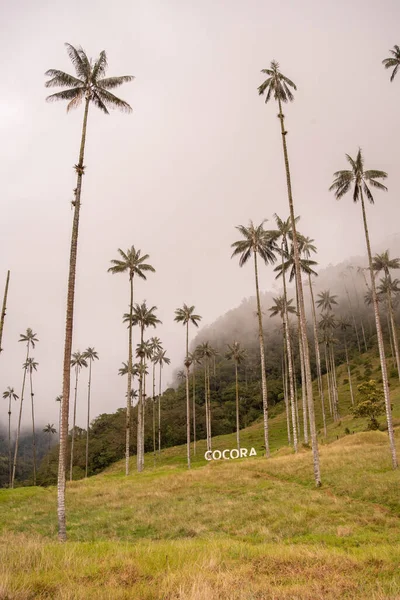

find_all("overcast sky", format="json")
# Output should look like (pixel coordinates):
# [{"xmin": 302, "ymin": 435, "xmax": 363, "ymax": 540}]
[{"xmin": 1, "ymin": 0, "xmax": 399, "ymax": 430}]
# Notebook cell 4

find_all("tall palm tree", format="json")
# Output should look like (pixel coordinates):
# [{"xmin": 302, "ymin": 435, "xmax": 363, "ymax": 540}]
[
  {"xmin": 383, "ymin": 45, "xmax": 400, "ymax": 81},
  {"xmin": 330, "ymin": 149, "xmax": 397, "ymax": 468},
  {"xmin": 47, "ymin": 45, "xmax": 133, "ymax": 541},
  {"xmin": 149, "ymin": 337, "xmax": 163, "ymax": 460},
  {"xmin": 12, "ymin": 328, "xmax": 38, "ymax": 488},
  {"xmin": 43, "ymin": 424, "xmax": 57, "ymax": 457},
  {"xmin": 258, "ymin": 61, "xmax": 321, "ymax": 486},
  {"xmin": 136, "ymin": 339, "xmax": 153, "ymax": 468},
  {"xmin": 3, "ymin": 387, "xmax": 18, "ymax": 486},
  {"xmin": 337, "ymin": 317, "xmax": 354, "ymax": 406},
  {"xmin": 346, "ymin": 265, "xmax": 368, "ymax": 351},
  {"xmin": 196, "ymin": 341, "xmax": 214, "ymax": 451},
  {"xmin": 339, "ymin": 272, "xmax": 362, "ymax": 353},
  {"xmin": 188, "ymin": 349, "xmax": 202, "ymax": 455},
  {"xmin": 373, "ymin": 251, "xmax": 400, "ymax": 380},
  {"xmin": 154, "ymin": 349, "xmax": 170, "ymax": 454},
  {"xmin": 268, "ymin": 296, "xmax": 298, "ymax": 451},
  {"xmin": 0, "ymin": 270, "xmax": 10, "ymax": 355},
  {"xmin": 69, "ymin": 351, "xmax": 88, "ymax": 481},
  {"xmin": 130, "ymin": 303, "xmax": 160, "ymax": 472},
  {"xmin": 108, "ymin": 248, "xmax": 155, "ymax": 477},
  {"xmin": 319, "ymin": 313, "xmax": 339, "ymax": 421},
  {"xmin": 226, "ymin": 342, "xmax": 247, "ymax": 451},
  {"xmin": 174, "ymin": 304, "xmax": 202, "ymax": 469},
  {"xmin": 82, "ymin": 347, "xmax": 99, "ymax": 478},
  {"xmin": 378, "ymin": 277, "xmax": 400, "ymax": 369},
  {"xmin": 231, "ymin": 220, "xmax": 277, "ymax": 457},
  {"xmin": 24, "ymin": 357, "xmax": 38, "ymax": 485}
]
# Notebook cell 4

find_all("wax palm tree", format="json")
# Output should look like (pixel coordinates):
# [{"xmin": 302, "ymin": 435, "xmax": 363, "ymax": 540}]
[
  {"xmin": 196, "ymin": 341, "xmax": 215, "ymax": 452},
  {"xmin": 378, "ymin": 277, "xmax": 400, "ymax": 370},
  {"xmin": 225, "ymin": 342, "xmax": 247, "ymax": 451},
  {"xmin": 154, "ymin": 349, "xmax": 170, "ymax": 454},
  {"xmin": 316, "ymin": 290, "xmax": 338, "ymax": 313},
  {"xmin": 130, "ymin": 303, "xmax": 160, "ymax": 472},
  {"xmin": 108, "ymin": 248, "xmax": 155, "ymax": 476},
  {"xmin": 177, "ymin": 370, "xmax": 186, "ymax": 383},
  {"xmin": 319, "ymin": 313, "xmax": 340, "ymax": 420},
  {"xmin": 43, "ymin": 424, "xmax": 57, "ymax": 453},
  {"xmin": 383, "ymin": 45, "xmax": 400, "ymax": 81},
  {"xmin": 3, "ymin": 387, "xmax": 18, "ymax": 486},
  {"xmin": 47, "ymin": 45, "xmax": 133, "ymax": 541},
  {"xmin": 69, "ymin": 351, "xmax": 87, "ymax": 480},
  {"xmin": 149, "ymin": 337, "xmax": 163, "ymax": 460},
  {"xmin": 268, "ymin": 296, "xmax": 298, "ymax": 451},
  {"xmin": 337, "ymin": 317, "xmax": 354, "ymax": 406},
  {"xmin": 174, "ymin": 304, "xmax": 202, "ymax": 469},
  {"xmin": 231, "ymin": 220, "xmax": 277, "ymax": 457},
  {"xmin": 339, "ymin": 272, "xmax": 362, "ymax": 352},
  {"xmin": 24, "ymin": 357, "xmax": 38, "ymax": 485},
  {"xmin": 373, "ymin": 251, "xmax": 400, "ymax": 380},
  {"xmin": 12, "ymin": 328, "xmax": 38, "ymax": 488},
  {"xmin": 136, "ymin": 339, "xmax": 153, "ymax": 467},
  {"xmin": 0, "ymin": 270, "xmax": 10, "ymax": 355},
  {"xmin": 330, "ymin": 149, "xmax": 397, "ymax": 468},
  {"xmin": 346, "ymin": 265, "xmax": 368, "ymax": 351},
  {"xmin": 188, "ymin": 349, "xmax": 202, "ymax": 455},
  {"xmin": 82, "ymin": 347, "xmax": 98, "ymax": 478},
  {"xmin": 258, "ymin": 61, "xmax": 321, "ymax": 485}
]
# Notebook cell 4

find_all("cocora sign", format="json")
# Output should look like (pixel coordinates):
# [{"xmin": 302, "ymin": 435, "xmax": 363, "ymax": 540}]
[{"xmin": 205, "ymin": 447, "xmax": 257, "ymax": 461}]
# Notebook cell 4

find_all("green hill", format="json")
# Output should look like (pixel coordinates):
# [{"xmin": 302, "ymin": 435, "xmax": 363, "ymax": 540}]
[{"xmin": 1, "ymin": 351, "xmax": 400, "ymax": 599}]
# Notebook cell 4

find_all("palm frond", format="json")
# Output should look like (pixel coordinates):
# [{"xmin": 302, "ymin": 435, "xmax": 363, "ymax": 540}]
[
  {"xmin": 64, "ymin": 43, "xmax": 87, "ymax": 78},
  {"xmin": 44, "ymin": 70, "xmax": 84, "ymax": 88},
  {"xmin": 98, "ymin": 75, "xmax": 135, "ymax": 90},
  {"xmin": 95, "ymin": 88, "xmax": 132, "ymax": 113}
]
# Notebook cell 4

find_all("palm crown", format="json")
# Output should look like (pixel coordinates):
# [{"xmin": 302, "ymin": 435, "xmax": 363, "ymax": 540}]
[
  {"xmin": 70, "ymin": 351, "xmax": 88, "ymax": 370},
  {"xmin": 126, "ymin": 302, "xmax": 161, "ymax": 331},
  {"xmin": 83, "ymin": 347, "xmax": 99, "ymax": 362},
  {"xmin": 154, "ymin": 350, "xmax": 171, "ymax": 368},
  {"xmin": 45, "ymin": 43, "xmax": 133, "ymax": 114},
  {"xmin": 118, "ymin": 362, "xmax": 139, "ymax": 377},
  {"xmin": 329, "ymin": 149, "xmax": 387, "ymax": 204},
  {"xmin": 23, "ymin": 357, "xmax": 38, "ymax": 373},
  {"xmin": 3, "ymin": 387, "xmax": 18, "ymax": 403},
  {"xmin": 269, "ymin": 295, "xmax": 296, "ymax": 319},
  {"xmin": 226, "ymin": 342, "xmax": 247, "ymax": 365},
  {"xmin": 231, "ymin": 220, "xmax": 278, "ymax": 267},
  {"xmin": 372, "ymin": 251, "xmax": 400, "ymax": 278},
  {"xmin": 174, "ymin": 304, "xmax": 202, "ymax": 328},
  {"xmin": 108, "ymin": 247, "xmax": 155, "ymax": 282},
  {"xmin": 316, "ymin": 290, "xmax": 338, "ymax": 312},
  {"xmin": 382, "ymin": 45, "xmax": 400, "ymax": 82},
  {"xmin": 19, "ymin": 329, "xmax": 38, "ymax": 349},
  {"xmin": 258, "ymin": 60, "xmax": 297, "ymax": 103}
]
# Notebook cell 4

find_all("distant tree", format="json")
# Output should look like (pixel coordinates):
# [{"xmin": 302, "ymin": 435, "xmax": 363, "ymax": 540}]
[
  {"xmin": 175, "ymin": 304, "xmax": 202, "ymax": 469},
  {"xmin": 197, "ymin": 342, "xmax": 215, "ymax": 452},
  {"xmin": 319, "ymin": 312, "xmax": 339, "ymax": 421},
  {"xmin": 55, "ymin": 395, "xmax": 62, "ymax": 442},
  {"xmin": 43, "ymin": 424, "xmax": 57, "ymax": 453},
  {"xmin": 226, "ymin": 342, "xmax": 247, "ymax": 450},
  {"xmin": 2, "ymin": 387, "xmax": 18, "ymax": 486},
  {"xmin": 258, "ymin": 60, "xmax": 321, "ymax": 486},
  {"xmin": 231, "ymin": 220, "xmax": 277, "ymax": 457},
  {"xmin": 70, "ymin": 351, "xmax": 88, "ymax": 480},
  {"xmin": 353, "ymin": 380, "xmax": 385, "ymax": 430},
  {"xmin": 154, "ymin": 350, "xmax": 171, "ymax": 454},
  {"xmin": 337, "ymin": 317, "xmax": 354, "ymax": 406},
  {"xmin": 330, "ymin": 148, "xmax": 397, "ymax": 469},
  {"xmin": 108, "ymin": 247, "xmax": 155, "ymax": 476},
  {"xmin": 149, "ymin": 337, "xmax": 163, "ymax": 460},
  {"xmin": 12, "ymin": 328, "xmax": 38, "ymax": 488},
  {"xmin": 82, "ymin": 347, "xmax": 99, "ymax": 478},
  {"xmin": 188, "ymin": 348, "xmax": 202, "ymax": 455},
  {"xmin": 382, "ymin": 45, "xmax": 400, "ymax": 81},
  {"xmin": 24, "ymin": 357, "xmax": 38, "ymax": 485}
]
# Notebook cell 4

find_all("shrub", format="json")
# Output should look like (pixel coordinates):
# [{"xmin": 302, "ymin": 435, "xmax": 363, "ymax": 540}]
[{"xmin": 353, "ymin": 380, "xmax": 385, "ymax": 430}]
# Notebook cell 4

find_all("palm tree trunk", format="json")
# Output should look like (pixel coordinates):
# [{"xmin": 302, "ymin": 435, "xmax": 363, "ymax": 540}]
[
  {"xmin": 58, "ymin": 96, "xmax": 90, "ymax": 541},
  {"xmin": 295, "ymin": 277, "xmax": 308, "ymax": 444},
  {"xmin": 204, "ymin": 361, "xmax": 210, "ymax": 451},
  {"xmin": 158, "ymin": 364, "xmax": 162, "ymax": 455},
  {"xmin": 70, "ymin": 366, "xmax": 79, "ymax": 481},
  {"xmin": 137, "ymin": 326, "xmax": 144, "ymax": 473},
  {"xmin": 8, "ymin": 398, "xmax": 12, "ymax": 487},
  {"xmin": 235, "ymin": 362, "xmax": 241, "ymax": 450},
  {"xmin": 12, "ymin": 345, "xmax": 30, "ymax": 488},
  {"xmin": 29, "ymin": 369, "xmax": 37, "ymax": 485},
  {"xmin": 254, "ymin": 251, "xmax": 269, "ymax": 457},
  {"xmin": 192, "ymin": 364, "xmax": 196, "ymax": 455},
  {"xmin": 85, "ymin": 359, "xmax": 92, "ymax": 478},
  {"xmin": 360, "ymin": 191, "xmax": 397, "ymax": 468},
  {"xmin": 282, "ymin": 351, "xmax": 291, "ymax": 446},
  {"xmin": 344, "ymin": 338, "xmax": 354, "ymax": 406},
  {"xmin": 185, "ymin": 322, "xmax": 191, "ymax": 469},
  {"xmin": 387, "ymin": 289, "xmax": 400, "ymax": 380},
  {"xmin": 126, "ymin": 275, "xmax": 134, "ymax": 476},
  {"xmin": 386, "ymin": 308, "xmax": 396, "ymax": 366},
  {"xmin": 344, "ymin": 282, "xmax": 361, "ymax": 353},
  {"xmin": 349, "ymin": 270, "xmax": 368, "ymax": 351},
  {"xmin": 308, "ymin": 275, "xmax": 327, "ymax": 437},
  {"xmin": 141, "ymin": 367, "xmax": 146, "ymax": 471},
  {"xmin": 329, "ymin": 344, "xmax": 340, "ymax": 420},
  {"xmin": 207, "ymin": 360, "xmax": 212, "ymax": 450},
  {"xmin": 152, "ymin": 361, "xmax": 156, "ymax": 463},
  {"xmin": 324, "ymin": 343, "xmax": 333, "ymax": 417},
  {"xmin": 0, "ymin": 270, "xmax": 10, "ymax": 355},
  {"xmin": 277, "ymin": 97, "xmax": 320, "ymax": 485}
]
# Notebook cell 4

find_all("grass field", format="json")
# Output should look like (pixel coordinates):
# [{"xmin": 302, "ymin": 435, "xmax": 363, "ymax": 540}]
[{"xmin": 1, "ymin": 353, "xmax": 400, "ymax": 599}]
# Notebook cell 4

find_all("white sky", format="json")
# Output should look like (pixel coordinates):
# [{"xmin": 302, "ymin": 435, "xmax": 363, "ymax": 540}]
[{"xmin": 1, "ymin": 0, "xmax": 399, "ymax": 430}]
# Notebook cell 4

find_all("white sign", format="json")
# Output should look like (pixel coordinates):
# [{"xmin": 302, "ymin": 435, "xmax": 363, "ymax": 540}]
[{"xmin": 205, "ymin": 447, "xmax": 257, "ymax": 461}]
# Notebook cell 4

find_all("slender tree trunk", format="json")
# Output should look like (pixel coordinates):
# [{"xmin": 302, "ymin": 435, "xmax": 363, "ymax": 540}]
[
  {"xmin": 29, "ymin": 369, "xmax": 37, "ymax": 485},
  {"xmin": 141, "ymin": 366, "xmax": 146, "ymax": 471},
  {"xmin": 343, "ymin": 282, "xmax": 361, "ymax": 353},
  {"xmin": 344, "ymin": 338, "xmax": 354, "ymax": 406},
  {"xmin": 207, "ymin": 360, "xmax": 212, "ymax": 450},
  {"xmin": 329, "ymin": 344, "xmax": 340, "ymax": 420},
  {"xmin": 282, "ymin": 351, "xmax": 291, "ymax": 446},
  {"xmin": 158, "ymin": 364, "xmax": 162, "ymax": 455},
  {"xmin": 12, "ymin": 345, "xmax": 30, "ymax": 488},
  {"xmin": 70, "ymin": 366, "xmax": 79, "ymax": 481},
  {"xmin": 192, "ymin": 364, "xmax": 196, "ymax": 455},
  {"xmin": 387, "ymin": 289, "xmax": 400, "ymax": 380},
  {"xmin": 308, "ymin": 275, "xmax": 327, "ymax": 437},
  {"xmin": 185, "ymin": 323, "xmax": 191, "ymax": 469},
  {"xmin": 152, "ymin": 361, "xmax": 156, "ymax": 463},
  {"xmin": 204, "ymin": 361, "xmax": 210, "ymax": 451},
  {"xmin": 277, "ymin": 97, "xmax": 321, "ymax": 485},
  {"xmin": 235, "ymin": 362, "xmax": 241, "ymax": 450},
  {"xmin": 126, "ymin": 275, "xmax": 134, "ymax": 476},
  {"xmin": 324, "ymin": 343, "xmax": 333, "ymax": 417},
  {"xmin": 254, "ymin": 252, "xmax": 269, "ymax": 457},
  {"xmin": 85, "ymin": 359, "xmax": 92, "ymax": 478},
  {"xmin": 349, "ymin": 270, "xmax": 368, "ymax": 351},
  {"xmin": 8, "ymin": 398, "xmax": 12, "ymax": 487},
  {"xmin": 137, "ymin": 325, "xmax": 144, "ymax": 472},
  {"xmin": 360, "ymin": 191, "xmax": 397, "ymax": 468},
  {"xmin": 0, "ymin": 270, "xmax": 10, "ymax": 355},
  {"xmin": 58, "ymin": 96, "xmax": 90, "ymax": 541}
]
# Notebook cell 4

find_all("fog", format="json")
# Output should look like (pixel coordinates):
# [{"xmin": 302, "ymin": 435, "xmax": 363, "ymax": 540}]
[{"xmin": 1, "ymin": 0, "xmax": 399, "ymax": 431}]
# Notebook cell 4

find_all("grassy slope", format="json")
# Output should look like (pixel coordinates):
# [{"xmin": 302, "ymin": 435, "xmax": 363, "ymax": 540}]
[{"xmin": 1, "ymin": 352, "xmax": 400, "ymax": 599}]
